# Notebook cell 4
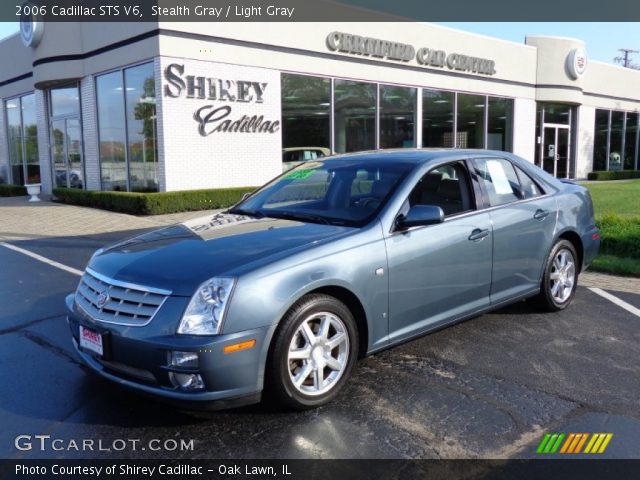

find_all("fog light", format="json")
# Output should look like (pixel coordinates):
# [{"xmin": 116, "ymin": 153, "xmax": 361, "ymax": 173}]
[
  {"xmin": 169, "ymin": 372, "xmax": 205, "ymax": 391},
  {"xmin": 170, "ymin": 351, "xmax": 199, "ymax": 369}
]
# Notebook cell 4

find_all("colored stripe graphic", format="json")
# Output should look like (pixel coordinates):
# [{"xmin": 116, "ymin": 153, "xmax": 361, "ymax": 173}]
[
  {"xmin": 550, "ymin": 433, "xmax": 565, "ymax": 453},
  {"xmin": 538, "ymin": 433, "xmax": 613, "ymax": 454},
  {"xmin": 560, "ymin": 433, "xmax": 575, "ymax": 453},
  {"xmin": 598, "ymin": 434, "xmax": 613, "ymax": 453},
  {"xmin": 574, "ymin": 433, "xmax": 589, "ymax": 453},
  {"xmin": 537, "ymin": 433, "xmax": 552, "ymax": 454}
]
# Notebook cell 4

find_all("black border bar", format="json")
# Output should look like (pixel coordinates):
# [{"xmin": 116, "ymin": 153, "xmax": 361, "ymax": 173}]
[
  {"xmin": 2, "ymin": 459, "xmax": 640, "ymax": 480},
  {"xmin": 3, "ymin": 0, "xmax": 640, "ymax": 22}
]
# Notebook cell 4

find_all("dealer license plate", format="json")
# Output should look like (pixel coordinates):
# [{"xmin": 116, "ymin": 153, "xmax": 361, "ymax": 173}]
[{"xmin": 79, "ymin": 325, "xmax": 103, "ymax": 357}]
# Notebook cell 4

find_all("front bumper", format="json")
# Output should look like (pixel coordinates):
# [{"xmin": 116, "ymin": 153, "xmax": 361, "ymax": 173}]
[{"xmin": 66, "ymin": 294, "xmax": 272, "ymax": 410}]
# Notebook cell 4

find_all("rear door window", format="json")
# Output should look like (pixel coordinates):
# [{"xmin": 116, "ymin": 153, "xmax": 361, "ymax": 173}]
[
  {"xmin": 514, "ymin": 165, "xmax": 544, "ymax": 199},
  {"xmin": 473, "ymin": 158, "xmax": 521, "ymax": 207}
]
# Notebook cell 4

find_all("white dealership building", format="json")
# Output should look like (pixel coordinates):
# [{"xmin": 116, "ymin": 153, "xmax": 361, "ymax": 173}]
[{"xmin": 0, "ymin": 21, "xmax": 639, "ymax": 194}]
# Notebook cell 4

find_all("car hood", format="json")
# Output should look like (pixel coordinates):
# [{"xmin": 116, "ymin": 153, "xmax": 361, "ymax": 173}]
[{"xmin": 88, "ymin": 213, "xmax": 354, "ymax": 296}]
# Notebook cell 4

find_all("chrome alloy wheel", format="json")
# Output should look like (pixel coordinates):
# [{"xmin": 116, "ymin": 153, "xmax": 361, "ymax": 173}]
[
  {"xmin": 287, "ymin": 312, "xmax": 350, "ymax": 396},
  {"xmin": 549, "ymin": 248, "xmax": 576, "ymax": 304}
]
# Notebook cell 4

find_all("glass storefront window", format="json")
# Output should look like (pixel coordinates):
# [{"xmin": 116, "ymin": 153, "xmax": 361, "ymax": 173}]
[
  {"xmin": 422, "ymin": 89, "xmax": 454, "ymax": 148},
  {"xmin": 456, "ymin": 93, "xmax": 485, "ymax": 148},
  {"xmin": 97, "ymin": 71, "xmax": 127, "ymax": 191},
  {"xmin": 97, "ymin": 62, "xmax": 158, "ymax": 192},
  {"xmin": 592, "ymin": 109, "xmax": 639, "ymax": 172},
  {"xmin": 487, "ymin": 97, "xmax": 513, "ymax": 152},
  {"xmin": 281, "ymin": 74, "xmax": 330, "ymax": 169},
  {"xmin": 593, "ymin": 109, "xmax": 609, "ymax": 171},
  {"xmin": 21, "ymin": 94, "xmax": 40, "ymax": 184},
  {"xmin": 542, "ymin": 103, "xmax": 571, "ymax": 125},
  {"xmin": 50, "ymin": 86, "xmax": 80, "ymax": 117},
  {"xmin": 5, "ymin": 94, "xmax": 39, "ymax": 185},
  {"xmin": 125, "ymin": 63, "xmax": 158, "ymax": 192},
  {"xmin": 624, "ymin": 112, "xmax": 638, "ymax": 170},
  {"xmin": 379, "ymin": 85, "xmax": 416, "ymax": 149},
  {"xmin": 334, "ymin": 80, "xmax": 376, "ymax": 153},
  {"xmin": 609, "ymin": 111, "xmax": 624, "ymax": 171}
]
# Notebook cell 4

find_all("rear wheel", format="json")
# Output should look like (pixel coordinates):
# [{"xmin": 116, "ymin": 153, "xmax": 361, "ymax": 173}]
[
  {"xmin": 535, "ymin": 239, "xmax": 578, "ymax": 311},
  {"xmin": 267, "ymin": 294, "xmax": 358, "ymax": 409}
]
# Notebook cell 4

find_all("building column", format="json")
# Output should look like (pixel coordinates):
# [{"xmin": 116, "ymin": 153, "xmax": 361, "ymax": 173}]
[
  {"xmin": 511, "ymin": 97, "xmax": 537, "ymax": 163},
  {"xmin": 575, "ymin": 105, "xmax": 595, "ymax": 179},
  {"xmin": 35, "ymin": 89, "xmax": 53, "ymax": 195},
  {"xmin": 80, "ymin": 75, "xmax": 101, "ymax": 191},
  {"xmin": 154, "ymin": 56, "xmax": 167, "ymax": 192},
  {"xmin": 0, "ymin": 99, "xmax": 9, "ymax": 184}
]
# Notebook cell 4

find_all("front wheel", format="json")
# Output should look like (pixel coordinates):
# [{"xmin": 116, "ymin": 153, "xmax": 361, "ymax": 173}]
[
  {"xmin": 267, "ymin": 294, "xmax": 358, "ymax": 410},
  {"xmin": 535, "ymin": 239, "xmax": 579, "ymax": 311}
]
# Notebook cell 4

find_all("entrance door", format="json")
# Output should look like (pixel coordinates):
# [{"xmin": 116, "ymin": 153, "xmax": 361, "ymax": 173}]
[
  {"xmin": 52, "ymin": 117, "xmax": 83, "ymax": 188},
  {"xmin": 542, "ymin": 126, "xmax": 570, "ymax": 178}
]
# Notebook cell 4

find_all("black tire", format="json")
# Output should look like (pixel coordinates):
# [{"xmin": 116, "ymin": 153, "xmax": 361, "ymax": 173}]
[
  {"xmin": 266, "ymin": 294, "xmax": 358, "ymax": 410},
  {"xmin": 534, "ymin": 239, "xmax": 579, "ymax": 312}
]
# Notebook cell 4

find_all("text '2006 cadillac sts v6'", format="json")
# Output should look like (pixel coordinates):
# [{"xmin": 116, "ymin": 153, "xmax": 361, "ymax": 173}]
[{"xmin": 66, "ymin": 150, "xmax": 600, "ymax": 410}]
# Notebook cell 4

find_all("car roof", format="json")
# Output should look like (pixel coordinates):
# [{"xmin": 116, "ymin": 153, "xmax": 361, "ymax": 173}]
[{"xmin": 324, "ymin": 148, "xmax": 515, "ymax": 164}]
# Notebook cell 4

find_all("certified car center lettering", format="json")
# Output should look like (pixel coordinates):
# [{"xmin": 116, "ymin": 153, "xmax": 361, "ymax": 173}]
[{"xmin": 164, "ymin": 63, "xmax": 280, "ymax": 136}]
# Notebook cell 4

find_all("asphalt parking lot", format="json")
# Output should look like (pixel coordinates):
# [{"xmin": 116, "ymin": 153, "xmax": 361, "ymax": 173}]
[{"xmin": 1, "ymin": 206, "xmax": 640, "ymax": 460}]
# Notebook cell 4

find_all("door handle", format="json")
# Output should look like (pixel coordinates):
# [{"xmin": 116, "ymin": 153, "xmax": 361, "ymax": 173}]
[
  {"xmin": 534, "ymin": 209, "xmax": 550, "ymax": 221},
  {"xmin": 468, "ymin": 228, "xmax": 490, "ymax": 241}
]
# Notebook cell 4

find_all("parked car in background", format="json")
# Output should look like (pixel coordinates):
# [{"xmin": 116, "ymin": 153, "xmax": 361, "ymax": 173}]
[
  {"xmin": 66, "ymin": 150, "xmax": 599, "ymax": 410},
  {"xmin": 282, "ymin": 146, "xmax": 331, "ymax": 171}
]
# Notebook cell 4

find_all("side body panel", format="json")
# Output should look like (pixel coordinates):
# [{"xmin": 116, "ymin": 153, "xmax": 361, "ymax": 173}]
[
  {"xmin": 384, "ymin": 212, "xmax": 493, "ymax": 344},
  {"xmin": 488, "ymin": 195, "xmax": 558, "ymax": 304}
]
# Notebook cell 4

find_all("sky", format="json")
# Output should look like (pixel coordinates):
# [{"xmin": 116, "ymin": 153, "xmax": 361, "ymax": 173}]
[{"xmin": 0, "ymin": 21, "xmax": 638, "ymax": 66}]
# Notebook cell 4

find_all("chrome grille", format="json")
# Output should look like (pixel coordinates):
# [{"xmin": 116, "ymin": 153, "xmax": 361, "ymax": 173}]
[{"xmin": 75, "ymin": 268, "xmax": 170, "ymax": 326}]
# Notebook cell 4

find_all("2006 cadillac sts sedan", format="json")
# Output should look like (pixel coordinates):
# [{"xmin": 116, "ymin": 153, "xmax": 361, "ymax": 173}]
[{"xmin": 66, "ymin": 150, "xmax": 600, "ymax": 410}]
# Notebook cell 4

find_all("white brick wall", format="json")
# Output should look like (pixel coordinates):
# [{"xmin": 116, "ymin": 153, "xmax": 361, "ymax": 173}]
[
  {"xmin": 0, "ymin": 99, "xmax": 8, "ymax": 184},
  {"xmin": 35, "ymin": 89, "xmax": 53, "ymax": 194},
  {"xmin": 157, "ymin": 56, "xmax": 282, "ymax": 192},
  {"xmin": 575, "ymin": 105, "xmax": 595, "ymax": 179},
  {"xmin": 81, "ymin": 76, "xmax": 101, "ymax": 191},
  {"xmin": 512, "ymin": 97, "xmax": 537, "ymax": 163}
]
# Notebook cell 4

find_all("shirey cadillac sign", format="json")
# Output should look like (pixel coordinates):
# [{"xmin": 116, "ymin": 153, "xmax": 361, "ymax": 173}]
[
  {"xmin": 326, "ymin": 31, "xmax": 497, "ymax": 76},
  {"xmin": 163, "ymin": 63, "xmax": 280, "ymax": 136}
]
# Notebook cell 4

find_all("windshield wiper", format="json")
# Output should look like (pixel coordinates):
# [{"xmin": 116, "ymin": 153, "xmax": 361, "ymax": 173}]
[
  {"xmin": 266, "ymin": 211, "xmax": 334, "ymax": 225},
  {"xmin": 227, "ymin": 208, "xmax": 265, "ymax": 218}
]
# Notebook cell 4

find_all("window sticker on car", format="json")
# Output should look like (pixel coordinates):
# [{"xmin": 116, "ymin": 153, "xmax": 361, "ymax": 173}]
[
  {"xmin": 486, "ymin": 160, "xmax": 513, "ymax": 195},
  {"xmin": 286, "ymin": 169, "xmax": 316, "ymax": 180}
]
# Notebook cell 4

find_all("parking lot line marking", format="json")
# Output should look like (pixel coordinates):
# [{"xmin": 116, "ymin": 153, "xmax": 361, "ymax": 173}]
[
  {"xmin": 589, "ymin": 287, "xmax": 640, "ymax": 318},
  {"xmin": 0, "ymin": 242, "xmax": 83, "ymax": 276}
]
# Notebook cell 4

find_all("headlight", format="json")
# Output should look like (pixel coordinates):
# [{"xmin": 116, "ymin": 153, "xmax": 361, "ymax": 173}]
[{"xmin": 177, "ymin": 277, "xmax": 235, "ymax": 335}]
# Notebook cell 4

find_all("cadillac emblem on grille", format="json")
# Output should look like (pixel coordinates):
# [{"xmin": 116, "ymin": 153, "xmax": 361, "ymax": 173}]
[{"xmin": 96, "ymin": 291, "xmax": 110, "ymax": 308}]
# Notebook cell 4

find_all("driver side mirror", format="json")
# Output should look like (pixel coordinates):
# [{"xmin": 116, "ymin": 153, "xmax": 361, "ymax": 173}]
[{"xmin": 395, "ymin": 205, "xmax": 445, "ymax": 230}]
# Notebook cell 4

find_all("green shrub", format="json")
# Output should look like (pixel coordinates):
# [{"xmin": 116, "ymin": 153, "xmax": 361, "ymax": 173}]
[
  {"xmin": 0, "ymin": 184, "xmax": 27, "ymax": 197},
  {"xmin": 595, "ymin": 212, "xmax": 640, "ymax": 259},
  {"xmin": 53, "ymin": 187, "xmax": 257, "ymax": 215},
  {"xmin": 587, "ymin": 170, "xmax": 640, "ymax": 181}
]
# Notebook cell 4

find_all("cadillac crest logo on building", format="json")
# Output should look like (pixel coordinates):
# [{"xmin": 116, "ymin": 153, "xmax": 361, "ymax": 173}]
[
  {"xmin": 19, "ymin": 2, "xmax": 44, "ymax": 47},
  {"xmin": 567, "ymin": 47, "xmax": 588, "ymax": 80},
  {"xmin": 96, "ymin": 291, "xmax": 110, "ymax": 309}
]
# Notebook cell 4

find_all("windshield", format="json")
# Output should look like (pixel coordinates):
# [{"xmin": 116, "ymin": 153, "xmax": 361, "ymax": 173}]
[{"xmin": 229, "ymin": 157, "xmax": 415, "ymax": 226}]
